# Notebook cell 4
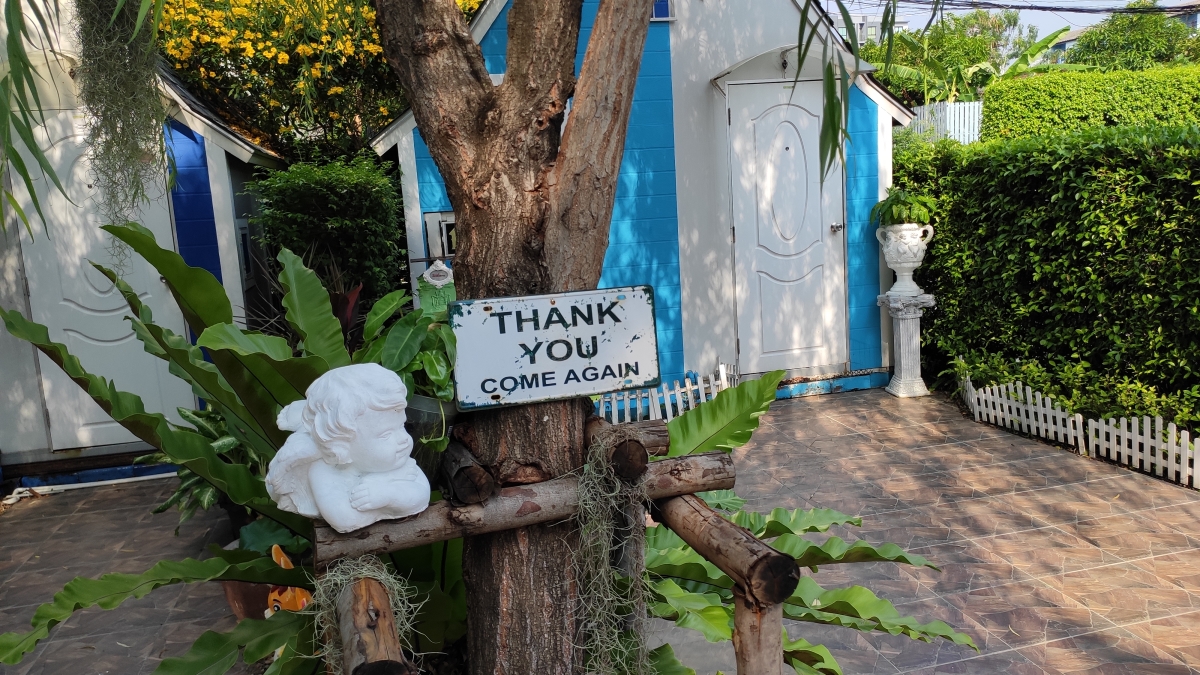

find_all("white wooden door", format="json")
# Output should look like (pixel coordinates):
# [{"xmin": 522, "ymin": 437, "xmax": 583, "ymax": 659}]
[
  {"xmin": 728, "ymin": 81, "xmax": 847, "ymax": 376},
  {"xmin": 13, "ymin": 111, "xmax": 192, "ymax": 450}
]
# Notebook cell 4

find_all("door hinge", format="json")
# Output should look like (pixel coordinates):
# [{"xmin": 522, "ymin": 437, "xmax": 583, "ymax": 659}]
[
  {"xmin": 731, "ymin": 225, "xmax": 736, "ymax": 243},
  {"xmin": 736, "ymin": 338, "xmax": 740, "ymax": 354},
  {"xmin": 728, "ymin": 109, "xmax": 731, "ymax": 125}
]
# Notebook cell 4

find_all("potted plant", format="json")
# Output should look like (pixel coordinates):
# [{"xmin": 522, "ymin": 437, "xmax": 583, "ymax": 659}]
[{"xmin": 871, "ymin": 187, "xmax": 937, "ymax": 296}]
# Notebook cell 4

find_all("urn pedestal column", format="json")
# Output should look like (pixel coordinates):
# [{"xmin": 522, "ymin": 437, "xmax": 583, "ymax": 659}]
[{"xmin": 877, "ymin": 294, "xmax": 935, "ymax": 398}]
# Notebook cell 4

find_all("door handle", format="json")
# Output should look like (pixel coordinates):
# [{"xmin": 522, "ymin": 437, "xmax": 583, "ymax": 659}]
[{"xmin": 830, "ymin": 223, "xmax": 844, "ymax": 233}]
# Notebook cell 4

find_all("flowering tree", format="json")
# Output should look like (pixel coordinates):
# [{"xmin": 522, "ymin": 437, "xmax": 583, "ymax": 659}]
[{"xmin": 160, "ymin": 0, "xmax": 410, "ymax": 157}]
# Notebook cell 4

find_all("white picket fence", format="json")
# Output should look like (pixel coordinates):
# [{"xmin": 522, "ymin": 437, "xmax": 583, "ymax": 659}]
[
  {"xmin": 911, "ymin": 101, "xmax": 982, "ymax": 144},
  {"xmin": 598, "ymin": 363, "xmax": 738, "ymax": 424},
  {"xmin": 964, "ymin": 378, "xmax": 1197, "ymax": 488}
]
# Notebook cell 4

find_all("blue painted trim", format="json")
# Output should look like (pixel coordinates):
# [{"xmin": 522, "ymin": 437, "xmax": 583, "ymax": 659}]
[
  {"xmin": 18, "ymin": 463, "xmax": 177, "ymax": 488},
  {"xmin": 775, "ymin": 372, "xmax": 891, "ymax": 399},
  {"xmin": 845, "ymin": 86, "xmax": 882, "ymax": 373},
  {"xmin": 165, "ymin": 120, "xmax": 223, "ymax": 284}
]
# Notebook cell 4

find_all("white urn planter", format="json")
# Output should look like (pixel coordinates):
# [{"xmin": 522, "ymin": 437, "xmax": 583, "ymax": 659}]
[{"xmin": 876, "ymin": 223, "xmax": 934, "ymax": 297}]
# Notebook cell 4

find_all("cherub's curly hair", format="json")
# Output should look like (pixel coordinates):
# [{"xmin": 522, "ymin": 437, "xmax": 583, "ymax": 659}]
[{"xmin": 291, "ymin": 363, "xmax": 408, "ymax": 464}]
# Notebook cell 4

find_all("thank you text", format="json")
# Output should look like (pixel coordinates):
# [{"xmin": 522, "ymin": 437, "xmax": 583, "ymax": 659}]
[{"xmin": 449, "ymin": 286, "xmax": 660, "ymax": 409}]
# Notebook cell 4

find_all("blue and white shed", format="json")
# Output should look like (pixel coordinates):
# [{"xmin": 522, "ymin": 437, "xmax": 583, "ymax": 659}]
[{"xmin": 380, "ymin": 0, "xmax": 914, "ymax": 394}]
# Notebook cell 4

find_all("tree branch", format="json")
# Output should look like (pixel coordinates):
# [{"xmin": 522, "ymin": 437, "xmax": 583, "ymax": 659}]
[
  {"xmin": 373, "ymin": 0, "xmax": 493, "ymax": 198},
  {"xmin": 544, "ymin": 0, "xmax": 655, "ymax": 291}
]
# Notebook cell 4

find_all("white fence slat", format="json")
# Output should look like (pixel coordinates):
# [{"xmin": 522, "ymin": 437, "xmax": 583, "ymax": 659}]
[
  {"xmin": 1184, "ymin": 429, "xmax": 1194, "ymax": 488},
  {"xmin": 964, "ymin": 377, "xmax": 1199, "ymax": 488}
]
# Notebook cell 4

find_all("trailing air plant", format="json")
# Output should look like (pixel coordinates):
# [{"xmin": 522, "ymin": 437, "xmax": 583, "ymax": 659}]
[{"xmin": 74, "ymin": 0, "xmax": 169, "ymax": 230}]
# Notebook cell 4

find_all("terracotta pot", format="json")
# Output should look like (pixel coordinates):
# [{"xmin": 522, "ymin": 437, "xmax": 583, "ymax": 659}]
[{"xmin": 221, "ymin": 580, "xmax": 270, "ymax": 621}]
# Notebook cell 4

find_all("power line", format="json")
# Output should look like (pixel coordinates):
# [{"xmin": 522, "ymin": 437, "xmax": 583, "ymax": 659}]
[{"xmin": 896, "ymin": 0, "xmax": 1199, "ymax": 13}]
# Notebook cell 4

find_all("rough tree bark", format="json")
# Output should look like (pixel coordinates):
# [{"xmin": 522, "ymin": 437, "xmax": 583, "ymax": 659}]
[{"xmin": 372, "ymin": 0, "xmax": 653, "ymax": 672}]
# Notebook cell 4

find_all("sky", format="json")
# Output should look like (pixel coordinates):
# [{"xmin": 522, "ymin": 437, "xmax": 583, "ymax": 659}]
[{"xmin": 837, "ymin": 0, "xmax": 1140, "ymax": 41}]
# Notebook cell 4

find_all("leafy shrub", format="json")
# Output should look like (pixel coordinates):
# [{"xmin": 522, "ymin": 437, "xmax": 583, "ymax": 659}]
[
  {"xmin": 980, "ymin": 66, "xmax": 1200, "ymax": 140},
  {"xmin": 894, "ymin": 125, "xmax": 1200, "ymax": 425},
  {"xmin": 952, "ymin": 353, "xmax": 1200, "ymax": 430},
  {"xmin": 250, "ymin": 155, "xmax": 407, "ymax": 304}
]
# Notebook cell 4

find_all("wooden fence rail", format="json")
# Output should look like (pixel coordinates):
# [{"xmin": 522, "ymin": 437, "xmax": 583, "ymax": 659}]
[{"xmin": 964, "ymin": 378, "xmax": 1196, "ymax": 488}]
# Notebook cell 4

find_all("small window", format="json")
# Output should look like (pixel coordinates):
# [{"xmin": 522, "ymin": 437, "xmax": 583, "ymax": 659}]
[
  {"xmin": 651, "ymin": 0, "xmax": 673, "ymax": 21},
  {"xmin": 421, "ymin": 211, "xmax": 456, "ymax": 263},
  {"xmin": 867, "ymin": 25, "xmax": 877, "ymax": 41}
]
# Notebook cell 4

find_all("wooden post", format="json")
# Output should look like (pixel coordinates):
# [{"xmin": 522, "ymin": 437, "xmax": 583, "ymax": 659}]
[
  {"xmin": 315, "ymin": 453, "xmax": 736, "ymax": 566},
  {"xmin": 733, "ymin": 589, "xmax": 784, "ymax": 675},
  {"xmin": 336, "ymin": 578, "xmax": 418, "ymax": 675},
  {"xmin": 585, "ymin": 416, "xmax": 658, "ymax": 481},
  {"xmin": 654, "ymin": 494, "xmax": 799, "ymax": 675},
  {"xmin": 438, "ymin": 441, "xmax": 495, "ymax": 505}
]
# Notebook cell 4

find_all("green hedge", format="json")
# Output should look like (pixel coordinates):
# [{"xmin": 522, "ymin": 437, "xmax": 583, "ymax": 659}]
[
  {"xmin": 980, "ymin": 66, "xmax": 1200, "ymax": 141},
  {"xmin": 895, "ymin": 125, "xmax": 1200, "ymax": 425}
]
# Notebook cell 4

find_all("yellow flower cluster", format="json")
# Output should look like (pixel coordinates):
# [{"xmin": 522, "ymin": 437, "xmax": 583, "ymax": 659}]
[{"xmin": 159, "ymin": 0, "xmax": 405, "ymax": 153}]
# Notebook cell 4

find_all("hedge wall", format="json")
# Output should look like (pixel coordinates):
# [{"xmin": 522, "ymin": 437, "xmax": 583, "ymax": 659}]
[
  {"xmin": 896, "ymin": 126, "xmax": 1200, "ymax": 424},
  {"xmin": 980, "ymin": 66, "xmax": 1200, "ymax": 141}
]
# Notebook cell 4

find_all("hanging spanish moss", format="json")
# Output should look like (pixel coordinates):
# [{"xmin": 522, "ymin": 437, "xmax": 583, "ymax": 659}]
[
  {"xmin": 574, "ymin": 426, "xmax": 652, "ymax": 675},
  {"xmin": 73, "ymin": 0, "xmax": 167, "ymax": 242}
]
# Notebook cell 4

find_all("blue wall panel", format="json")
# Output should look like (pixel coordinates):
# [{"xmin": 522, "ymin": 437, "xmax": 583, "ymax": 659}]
[
  {"xmin": 845, "ymin": 87, "xmax": 882, "ymax": 372},
  {"xmin": 165, "ymin": 120, "xmax": 222, "ymax": 283},
  {"xmin": 412, "ymin": 1, "xmax": 685, "ymax": 380}
]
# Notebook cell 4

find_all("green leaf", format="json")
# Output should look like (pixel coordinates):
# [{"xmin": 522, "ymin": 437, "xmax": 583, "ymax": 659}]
[
  {"xmin": 90, "ymin": 266, "xmax": 284, "ymax": 453},
  {"xmin": 645, "ymin": 538, "xmax": 730, "ymax": 589},
  {"xmin": 0, "ymin": 557, "xmax": 311, "ymax": 664},
  {"xmin": 649, "ymin": 579, "xmax": 732, "ymax": 642},
  {"xmin": 648, "ymin": 644, "xmax": 697, "ymax": 675},
  {"xmin": 276, "ymin": 248, "xmax": 349, "ymax": 368},
  {"xmin": 103, "ymin": 223, "xmax": 297, "ymax": 410},
  {"xmin": 696, "ymin": 490, "xmax": 745, "ymax": 512},
  {"xmin": 0, "ymin": 308, "xmax": 310, "ymax": 536},
  {"xmin": 783, "ymin": 633, "xmax": 842, "ymax": 675},
  {"xmin": 784, "ymin": 577, "xmax": 978, "ymax": 649},
  {"xmin": 771, "ymin": 535, "xmax": 937, "ymax": 570},
  {"xmin": 197, "ymin": 323, "xmax": 329, "ymax": 396},
  {"xmin": 239, "ymin": 519, "xmax": 311, "ymax": 556},
  {"xmin": 381, "ymin": 309, "xmax": 431, "ymax": 373},
  {"xmin": 153, "ymin": 612, "xmax": 309, "ymax": 674},
  {"xmin": 731, "ymin": 507, "xmax": 862, "ymax": 539},
  {"xmin": 435, "ymin": 323, "xmax": 457, "ymax": 365},
  {"xmin": 420, "ymin": 350, "xmax": 452, "ymax": 389},
  {"xmin": 666, "ymin": 371, "xmax": 784, "ymax": 456},
  {"xmin": 261, "ymin": 617, "xmax": 319, "ymax": 675},
  {"xmin": 363, "ymin": 290, "xmax": 411, "ymax": 343}
]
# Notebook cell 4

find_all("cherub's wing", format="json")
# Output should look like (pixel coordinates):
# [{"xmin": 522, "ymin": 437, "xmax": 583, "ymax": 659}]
[
  {"xmin": 276, "ymin": 400, "xmax": 306, "ymax": 432},
  {"xmin": 265, "ymin": 432, "xmax": 321, "ymax": 517}
]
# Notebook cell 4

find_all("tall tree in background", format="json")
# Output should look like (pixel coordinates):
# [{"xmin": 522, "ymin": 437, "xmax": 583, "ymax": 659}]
[
  {"xmin": 863, "ymin": 9, "xmax": 1039, "ymax": 106},
  {"xmin": 1066, "ymin": 0, "xmax": 1197, "ymax": 70}
]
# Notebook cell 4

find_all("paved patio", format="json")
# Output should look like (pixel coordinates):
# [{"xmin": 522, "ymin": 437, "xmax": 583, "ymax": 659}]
[
  {"xmin": 2, "ymin": 389, "xmax": 1199, "ymax": 674},
  {"xmin": 654, "ymin": 390, "xmax": 1200, "ymax": 674}
]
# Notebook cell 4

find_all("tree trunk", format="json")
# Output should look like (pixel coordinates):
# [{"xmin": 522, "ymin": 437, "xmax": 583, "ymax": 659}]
[{"xmin": 372, "ymin": 0, "xmax": 653, "ymax": 671}]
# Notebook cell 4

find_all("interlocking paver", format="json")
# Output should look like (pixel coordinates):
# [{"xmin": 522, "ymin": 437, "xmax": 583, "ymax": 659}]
[{"xmin": 4, "ymin": 389, "xmax": 1199, "ymax": 674}]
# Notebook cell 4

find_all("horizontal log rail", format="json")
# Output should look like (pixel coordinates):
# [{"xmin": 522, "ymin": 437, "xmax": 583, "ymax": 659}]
[{"xmin": 315, "ymin": 452, "xmax": 735, "ymax": 567}]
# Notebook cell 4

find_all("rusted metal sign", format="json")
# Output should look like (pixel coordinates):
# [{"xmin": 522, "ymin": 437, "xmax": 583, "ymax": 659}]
[{"xmin": 448, "ymin": 286, "xmax": 660, "ymax": 409}]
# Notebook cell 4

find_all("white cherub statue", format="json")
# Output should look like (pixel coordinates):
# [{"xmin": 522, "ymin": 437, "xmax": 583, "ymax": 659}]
[{"xmin": 265, "ymin": 363, "xmax": 431, "ymax": 533}]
